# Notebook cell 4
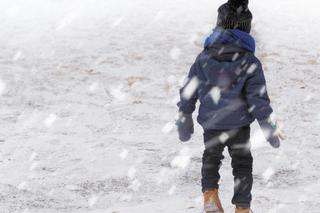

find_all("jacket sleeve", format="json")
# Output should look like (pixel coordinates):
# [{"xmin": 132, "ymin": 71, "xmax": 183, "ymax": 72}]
[
  {"xmin": 177, "ymin": 55, "xmax": 201, "ymax": 114},
  {"xmin": 244, "ymin": 58, "xmax": 273, "ymax": 121}
]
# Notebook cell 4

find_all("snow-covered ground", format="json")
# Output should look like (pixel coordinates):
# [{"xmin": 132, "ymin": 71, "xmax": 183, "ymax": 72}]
[{"xmin": 0, "ymin": 0, "xmax": 320, "ymax": 212}]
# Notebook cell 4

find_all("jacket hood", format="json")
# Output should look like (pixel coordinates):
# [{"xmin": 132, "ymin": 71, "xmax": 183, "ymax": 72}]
[
  {"xmin": 204, "ymin": 27, "xmax": 256, "ymax": 55},
  {"xmin": 205, "ymin": 43, "xmax": 248, "ymax": 62}
]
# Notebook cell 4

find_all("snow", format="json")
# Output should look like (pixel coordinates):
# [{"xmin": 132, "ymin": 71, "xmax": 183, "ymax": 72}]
[
  {"xmin": 0, "ymin": 78, "xmax": 6, "ymax": 95},
  {"xmin": 210, "ymin": 87, "xmax": 221, "ymax": 104},
  {"xmin": 169, "ymin": 47, "xmax": 182, "ymax": 61},
  {"xmin": 162, "ymin": 122, "xmax": 175, "ymax": 134},
  {"xmin": 182, "ymin": 77, "xmax": 200, "ymax": 100},
  {"xmin": 0, "ymin": 0, "xmax": 320, "ymax": 212},
  {"xmin": 219, "ymin": 133, "xmax": 230, "ymax": 144},
  {"xmin": 262, "ymin": 167, "xmax": 275, "ymax": 182}
]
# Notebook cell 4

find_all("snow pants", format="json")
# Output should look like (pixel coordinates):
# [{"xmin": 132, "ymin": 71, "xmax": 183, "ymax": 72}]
[{"xmin": 201, "ymin": 126, "xmax": 253, "ymax": 208}]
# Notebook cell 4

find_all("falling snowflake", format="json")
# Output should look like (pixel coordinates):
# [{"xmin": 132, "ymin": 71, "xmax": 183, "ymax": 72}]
[
  {"xmin": 17, "ymin": 182, "xmax": 28, "ymax": 190},
  {"xmin": 0, "ymin": 78, "xmax": 6, "ymax": 95},
  {"xmin": 234, "ymin": 178, "xmax": 241, "ymax": 190},
  {"xmin": 127, "ymin": 166, "xmax": 136, "ymax": 179},
  {"xmin": 218, "ymin": 47, "xmax": 225, "ymax": 55},
  {"xmin": 44, "ymin": 113, "xmax": 57, "ymax": 127},
  {"xmin": 29, "ymin": 162, "xmax": 39, "ymax": 171},
  {"xmin": 247, "ymin": 64, "xmax": 257, "ymax": 74},
  {"xmin": 167, "ymin": 185, "xmax": 176, "ymax": 195},
  {"xmin": 262, "ymin": 167, "xmax": 275, "ymax": 182},
  {"xmin": 29, "ymin": 152, "xmax": 38, "ymax": 161},
  {"xmin": 170, "ymin": 147, "xmax": 191, "ymax": 169},
  {"xmin": 291, "ymin": 162, "xmax": 300, "ymax": 170},
  {"xmin": 219, "ymin": 132, "xmax": 229, "ymax": 144},
  {"xmin": 248, "ymin": 105, "xmax": 256, "ymax": 113},
  {"xmin": 88, "ymin": 195, "xmax": 99, "ymax": 207},
  {"xmin": 154, "ymin": 11, "xmax": 165, "ymax": 21},
  {"xmin": 202, "ymin": 62, "xmax": 208, "ymax": 69},
  {"xmin": 210, "ymin": 87, "xmax": 221, "ymax": 104},
  {"xmin": 128, "ymin": 179, "xmax": 141, "ymax": 191},
  {"xmin": 162, "ymin": 122, "xmax": 174, "ymax": 134},
  {"xmin": 13, "ymin": 51, "xmax": 22, "ymax": 61},
  {"xmin": 112, "ymin": 17, "xmax": 124, "ymax": 28},
  {"xmin": 56, "ymin": 12, "xmax": 78, "ymax": 31},
  {"xmin": 119, "ymin": 149, "xmax": 129, "ymax": 160},
  {"xmin": 304, "ymin": 94, "xmax": 312, "ymax": 102},
  {"xmin": 156, "ymin": 168, "xmax": 170, "ymax": 184},
  {"xmin": 232, "ymin": 53, "xmax": 240, "ymax": 61},
  {"xmin": 109, "ymin": 84, "xmax": 126, "ymax": 101},
  {"xmin": 182, "ymin": 77, "xmax": 199, "ymax": 100},
  {"xmin": 259, "ymin": 86, "xmax": 266, "ymax": 96},
  {"xmin": 88, "ymin": 82, "xmax": 99, "ymax": 93},
  {"xmin": 250, "ymin": 128, "xmax": 268, "ymax": 150},
  {"xmin": 169, "ymin": 47, "xmax": 182, "ymax": 60}
]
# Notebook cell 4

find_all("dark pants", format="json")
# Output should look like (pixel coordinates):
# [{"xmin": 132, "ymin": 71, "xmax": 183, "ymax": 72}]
[{"xmin": 201, "ymin": 126, "xmax": 253, "ymax": 208}]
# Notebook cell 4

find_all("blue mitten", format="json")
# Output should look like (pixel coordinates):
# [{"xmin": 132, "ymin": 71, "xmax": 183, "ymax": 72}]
[{"xmin": 176, "ymin": 113, "xmax": 194, "ymax": 142}]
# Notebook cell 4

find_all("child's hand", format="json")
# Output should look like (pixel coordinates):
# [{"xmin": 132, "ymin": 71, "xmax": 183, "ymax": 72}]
[
  {"xmin": 176, "ymin": 113, "xmax": 194, "ymax": 142},
  {"xmin": 275, "ymin": 120, "xmax": 286, "ymax": 140},
  {"xmin": 258, "ymin": 118, "xmax": 285, "ymax": 149}
]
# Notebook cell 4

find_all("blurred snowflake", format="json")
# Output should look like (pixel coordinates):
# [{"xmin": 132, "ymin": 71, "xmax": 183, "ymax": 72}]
[
  {"xmin": 167, "ymin": 185, "xmax": 176, "ymax": 195},
  {"xmin": 0, "ymin": 78, "xmax": 6, "ymax": 95},
  {"xmin": 170, "ymin": 147, "xmax": 191, "ymax": 169},
  {"xmin": 162, "ymin": 122, "xmax": 175, "ymax": 134},
  {"xmin": 247, "ymin": 63, "xmax": 257, "ymax": 74},
  {"xmin": 119, "ymin": 149, "xmax": 129, "ymax": 160},
  {"xmin": 263, "ymin": 167, "xmax": 275, "ymax": 182},
  {"xmin": 88, "ymin": 195, "xmax": 99, "ymax": 207},
  {"xmin": 44, "ymin": 113, "xmax": 57, "ymax": 127},
  {"xmin": 182, "ymin": 77, "xmax": 199, "ymax": 100},
  {"xmin": 112, "ymin": 17, "xmax": 124, "ymax": 28},
  {"xmin": 128, "ymin": 179, "xmax": 141, "ymax": 191},
  {"xmin": 210, "ymin": 87, "xmax": 221, "ymax": 104},
  {"xmin": 169, "ymin": 47, "xmax": 182, "ymax": 60},
  {"xmin": 127, "ymin": 166, "xmax": 136, "ymax": 180}
]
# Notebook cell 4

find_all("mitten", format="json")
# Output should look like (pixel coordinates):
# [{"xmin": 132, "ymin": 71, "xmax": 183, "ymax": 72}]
[
  {"xmin": 258, "ymin": 117, "xmax": 283, "ymax": 148},
  {"xmin": 176, "ymin": 113, "xmax": 194, "ymax": 142}
]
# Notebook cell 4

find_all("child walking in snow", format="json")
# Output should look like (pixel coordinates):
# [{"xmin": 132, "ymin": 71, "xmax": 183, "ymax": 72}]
[{"xmin": 176, "ymin": 1, "xmax": 283, "ymax": 212}]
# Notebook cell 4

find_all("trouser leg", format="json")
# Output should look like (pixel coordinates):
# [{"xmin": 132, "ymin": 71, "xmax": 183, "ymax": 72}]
[
  {"xmin": 201, "ymin": 130, "xmax": 226, "ymax": 192},
  {"xmin": 227, "ymin": 126, "xmax": 253, "ymax": 208}
]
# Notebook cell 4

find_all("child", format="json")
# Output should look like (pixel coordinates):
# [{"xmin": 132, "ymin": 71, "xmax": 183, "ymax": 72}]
[{"xmin": 176, "ymin": 1, "xmax": 283, "ymax": 212}]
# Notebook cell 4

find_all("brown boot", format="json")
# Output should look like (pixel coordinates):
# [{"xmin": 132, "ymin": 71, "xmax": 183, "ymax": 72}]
[
  {"xmin": 235, "ymin": 207, "xmax": 252, "ymax": 213},
  {"xmin": 203, "ymin": 189, "xmax": 224, "ymax": 213}
]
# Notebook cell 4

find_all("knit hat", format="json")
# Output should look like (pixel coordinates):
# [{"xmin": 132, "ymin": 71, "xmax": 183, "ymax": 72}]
[{"xmin": 217, "ymin": 0, "xmax": 252, "ymax": 33}]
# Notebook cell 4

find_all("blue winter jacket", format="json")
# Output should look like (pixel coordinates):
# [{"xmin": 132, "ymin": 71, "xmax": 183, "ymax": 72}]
[{"xmin": 178, "ymin": 27, "xmax": 273, "ymax": 130}]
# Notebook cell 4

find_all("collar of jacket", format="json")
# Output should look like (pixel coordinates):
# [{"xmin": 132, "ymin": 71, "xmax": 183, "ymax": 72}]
[{"xmin": 204, "ymin": 27, "xmax": 256, "ymax": 53}]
